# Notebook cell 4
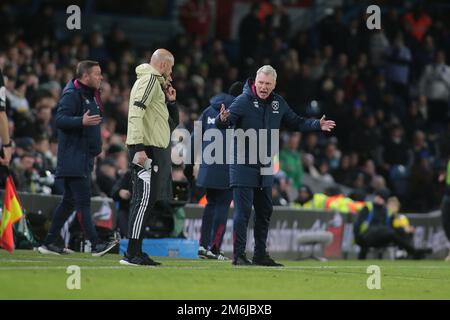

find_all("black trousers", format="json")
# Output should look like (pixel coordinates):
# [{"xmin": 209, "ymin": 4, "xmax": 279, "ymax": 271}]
[
  {"xmin": 199, "ymin": 188, "xmax": 233, "ymax": 251},
  {"xmin": 127, "ymin": 150, "xmax": 159, "ymax": 241},
  {"xmin": 357, "ymin": 226, "xmax": 415, "ymax": 259},
  {"xmin": 233, "ymin": 187, "xmax": 272, "ymax": 260},
  {"xmin": 45, "ymin": 175, "xmax": 99, "ymax": 246}
]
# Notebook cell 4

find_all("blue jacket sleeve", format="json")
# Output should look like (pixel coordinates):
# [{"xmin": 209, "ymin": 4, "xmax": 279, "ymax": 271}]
[
  {"xmin": 55, "ymin": 92, "xmax": 83, "ymax": 130},
  {"xmin": 282, "ymin": 103, "xmax": 321, "ymax": 132}
]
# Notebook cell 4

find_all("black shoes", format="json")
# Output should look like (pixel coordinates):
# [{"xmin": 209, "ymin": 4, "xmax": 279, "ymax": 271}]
[
  {"xmin": 233, "ymin": 253, "xmax": 283, "ymax": 267},
  {"xmin": 140, "ymin": 252, "xmax": 161, "ymax": 266},
  {"xmin": 232, "ymin": 254, "xmax": 252, "ymax": 266},
  {"xmin": 38, "ymin": 243, "xmax": 66, "ymax": 255},
  {"xmin": 119, "ymin": 252, "xmax": 161, "ymax": 266},
  {"xmin": 252, "ymin": 254, "xmax": 284, "ymax": 267},
  {"xmin": 91, "ymin": 239, "xmax": 119, "ymax": 257}
]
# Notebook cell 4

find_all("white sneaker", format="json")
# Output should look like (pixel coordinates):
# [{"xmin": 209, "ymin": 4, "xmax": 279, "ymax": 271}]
[
  {"xmin": 119, "ymin": 259, "xmax": 140, "ymax": 266},
  {"xmin": 445, "ymin": 252, "xmax": 450, "ymax": 262},
  {"xmin": 205, "ymin": 250, "xmax": 218, "ymax": 259},
  {"xmin": 198, "ymin": 246, "xmax": 209, "ymax": 259},
  {"xmin": 216, "ymin": 253, "xmax": 230, "ymax": 261}
]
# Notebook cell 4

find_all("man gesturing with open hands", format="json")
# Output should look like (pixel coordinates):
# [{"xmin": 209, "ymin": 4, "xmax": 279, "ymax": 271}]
[{"xmin": 217, "ymin": 65, "xmax": 335, "ymax": 266}]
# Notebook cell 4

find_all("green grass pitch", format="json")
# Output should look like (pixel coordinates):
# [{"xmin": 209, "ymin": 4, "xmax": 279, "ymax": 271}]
[{"xmin": 0, "ymin": 250, "xmax": 449, "ymax": 299}]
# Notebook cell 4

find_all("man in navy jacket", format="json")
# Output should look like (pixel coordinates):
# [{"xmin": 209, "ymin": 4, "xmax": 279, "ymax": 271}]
[
  {"xmin": 188, "ymin": 82, "xmax": 243, "ymax": 260},
  {"xmin": 217, "ymin": 65, "xmax": 335, "ymax": 266},
  {"xmin": 38, "ymin": 60, "xmax": 118, "ymax": 256}
]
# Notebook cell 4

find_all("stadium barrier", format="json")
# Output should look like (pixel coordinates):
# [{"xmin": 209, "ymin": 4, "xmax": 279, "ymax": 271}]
[
  {"xmin": 1, "ymin": 192, "xmax": 448, "ymax": 259},
  {"xmin": 183, "ymin": 205, "xmax": 450, "ymax": 260}
]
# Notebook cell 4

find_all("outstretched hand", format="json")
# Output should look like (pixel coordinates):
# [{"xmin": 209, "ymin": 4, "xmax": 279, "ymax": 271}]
[{"xmin": 319, "ymin": 115, "xmax": 336, "ymax": 132}]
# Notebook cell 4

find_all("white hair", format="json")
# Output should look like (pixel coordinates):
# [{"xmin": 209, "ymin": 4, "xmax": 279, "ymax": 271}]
[{"xmin": 256, "ymin": 65, "xmax": 277, "ymax": 81}]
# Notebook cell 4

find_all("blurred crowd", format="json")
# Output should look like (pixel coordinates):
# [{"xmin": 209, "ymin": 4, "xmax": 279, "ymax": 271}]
[{"xmin": 1, "ymin": 0, "xmax": 450, "ymax": 213}]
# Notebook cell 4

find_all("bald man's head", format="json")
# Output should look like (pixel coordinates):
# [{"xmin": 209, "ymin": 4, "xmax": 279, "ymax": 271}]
[{"xmin": 150, "ymin": 48, "xmax": 174, "ymax": 80}]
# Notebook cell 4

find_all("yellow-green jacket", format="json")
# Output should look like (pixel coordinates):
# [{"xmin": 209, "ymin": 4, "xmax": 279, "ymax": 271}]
[{"xmin": 126, "ymin": 64, "xmax": 170, "ymax": 148}]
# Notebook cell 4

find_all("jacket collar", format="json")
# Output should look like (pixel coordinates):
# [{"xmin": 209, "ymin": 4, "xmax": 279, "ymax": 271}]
[
  {"xmin": 73, "ymin": 79, "xmax": 103, "ymax": 112},
  {"xmin": 73, "ymin": 79, "xmax": 96, "ymax": 95},
  {"xmin": 136, "ymin": 64, "xmax": 166, "ymax": 86}
]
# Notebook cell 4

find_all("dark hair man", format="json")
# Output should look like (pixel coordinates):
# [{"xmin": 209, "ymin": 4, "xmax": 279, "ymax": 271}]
[{"xmin": 38, "ymin": 60, "xmax": 118, "ymax": 256}]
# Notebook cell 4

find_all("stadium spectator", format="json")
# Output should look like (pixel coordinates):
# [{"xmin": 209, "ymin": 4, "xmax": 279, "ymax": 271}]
[
  {"xmin": 349, "ymin": 111, "xmax": 382, "ymax": 161},
  {"xmin": 332, "ymin": 154, "xmax": 354, "ymax": 187},
  {"xmin": 96, "ymin": 157, "xmax": 118, "ymax": 197},
  {"xmin": 272, "ymin": 182, "xmax": 289, "ymax": 206},
  {"xmin": 238, "ymin": 3, "xmax": 263, "ymax": 63},
  {"xmin": 12, "ymin": 153, "xmax": 37, "ymax": 193},
  {"xmin": 382, "ymin": 125, "xmax": 412, "ymax": 173},
  {"xmin": 179, "ymin": 0, "xmax": 211, "ymax": 42},
  {"xmin": 307, "ymin": 158, "xmax": 335, "ymax": 185},
  {"xmin": 293, "ymin": 185, "xmax": 314, "ymax": 209},
  {"xmin": 302, "ymin": 132, "xmax": 321, "ymax": 161},
  {"xmin": 419, "ymin": 50, "xmax": 450, "ymax": 126},
  {"xmin": 384, "ymin": 33, "xmax": 412, "ymax": 103},
  {"xmin": 279, "ymin": 132, "xmax": 304, "ymax": 190},
  {"xmin": 408, "ymin": 153, "xmax": 436, "ymax": 212},
  {"xmin": 369, "ymin": 29, "xmax": 390, "ymax": 68},
  {"xmin": 265, "ymin": 0, "xmax": 291, "ymax": 40},
  {"xmin": 111, "ymin": 170, "xmax": 132, "ymax": 238}
]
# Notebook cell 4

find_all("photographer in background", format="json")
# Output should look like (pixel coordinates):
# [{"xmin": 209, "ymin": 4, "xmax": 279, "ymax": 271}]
[{"xmin": 354, "ymin": 188, "xmax": 432, "ymax": 260}]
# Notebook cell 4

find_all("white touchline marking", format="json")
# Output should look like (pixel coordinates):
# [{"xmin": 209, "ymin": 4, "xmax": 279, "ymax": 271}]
[
  {"xmin": 0, "ymin": 265, "xmax": 449, "ymax": 271},
  {"xmin": 0, "ymin": 266, "xmax": 218, "ymax": 270},
  {"xmin": 0, "ymin": 259, "xmax": 50, "ymax": 263}
]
